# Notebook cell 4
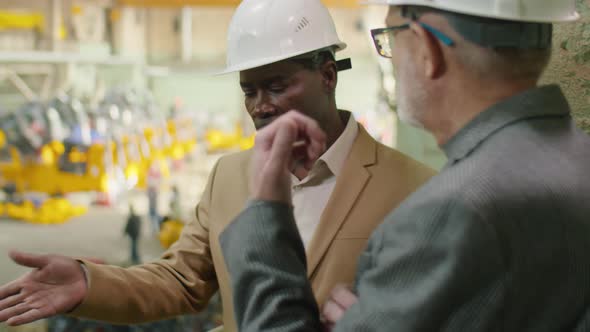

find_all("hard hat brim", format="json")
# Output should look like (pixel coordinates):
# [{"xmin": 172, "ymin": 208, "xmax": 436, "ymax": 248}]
[
  {"xmin": 214, "ymin": 42, "xmax": 348, "ymax": 76},
  {"xmin": 360, "ymin": 0, "xmax": 580, "ymax": 23}
]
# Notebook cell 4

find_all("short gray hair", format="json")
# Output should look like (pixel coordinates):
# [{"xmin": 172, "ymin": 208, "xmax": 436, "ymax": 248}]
[
  {"xmin": 403, "ymin": 5, "xmax": 553, "ymax": 82},
  {"xmin": 455, "ymin": 44, "xmax": 552, "ymax": 82}
]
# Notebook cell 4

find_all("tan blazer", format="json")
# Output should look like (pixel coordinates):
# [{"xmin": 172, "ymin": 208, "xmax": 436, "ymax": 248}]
[{"xmin": 72, "ymin": 125, "xmax": 435, "ymax": 331}]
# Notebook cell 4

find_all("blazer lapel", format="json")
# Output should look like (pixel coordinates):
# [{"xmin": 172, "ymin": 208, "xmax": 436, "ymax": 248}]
[{"xmin": 306, "ymin": 126, "xmax": 377, "ymax": 278}]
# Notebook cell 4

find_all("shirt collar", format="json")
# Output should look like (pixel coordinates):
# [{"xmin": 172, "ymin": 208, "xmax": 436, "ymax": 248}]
[
  {"xmin": 319, "ymin": 111, "xmax": 359, "ymax": 177},
  {"xmin": 442, "ymin": 85, "xmax": 570, "ymax": 166}
]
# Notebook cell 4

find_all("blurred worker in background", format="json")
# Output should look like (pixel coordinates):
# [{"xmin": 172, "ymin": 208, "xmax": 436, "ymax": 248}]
[
  {"xmin": 168, "ymin": 184, "xmax": 182, "ymax": 221},
  {"xmin": 124, "ymin": 205, "xmax": 142, "ymax": 265},
  {"xmin": 0, "ymin": 0, "xmax": 434, "ymax": 331},
  {"xmin": 146, "ymin": 163, "xmax": 161, "ymax": 235}
]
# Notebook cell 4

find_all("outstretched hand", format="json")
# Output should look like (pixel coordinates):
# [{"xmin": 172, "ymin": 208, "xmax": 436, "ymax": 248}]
[{"xmin": 0, "ymin": 251, "xmax": 88, "ymax": 326}]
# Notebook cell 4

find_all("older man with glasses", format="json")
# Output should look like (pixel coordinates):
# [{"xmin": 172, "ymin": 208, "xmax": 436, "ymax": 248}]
[{"xmin": 218, "ymin": 0, "xmax": 590, "ymax": 331}]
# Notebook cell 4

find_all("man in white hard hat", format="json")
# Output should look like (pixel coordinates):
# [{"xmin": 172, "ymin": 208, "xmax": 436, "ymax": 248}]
[
  {"xmin": 217, "ymin": 0, "xmax": 590, "ymax": 331},
  {"xmin": 0, "ymin": 0, "xmax": 434, "ymax": 331}
]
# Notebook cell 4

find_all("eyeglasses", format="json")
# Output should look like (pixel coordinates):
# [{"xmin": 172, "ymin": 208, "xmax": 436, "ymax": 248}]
[{"xmin": 370, "ymin": 22, "xmax": 455, "ymax": 58}]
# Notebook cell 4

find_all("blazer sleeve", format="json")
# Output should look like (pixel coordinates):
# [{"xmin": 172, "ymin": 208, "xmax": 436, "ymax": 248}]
[
  {"xmin": 221, "ymin": 198, "xmax": 506, "ymax": 332},
  {"xmin": 70, "ymin": 160, "xmax": 222, "ymax": 324},
  {"xmin": 220, "ymin": 201, "xmax": 322, "ymax": 332}
]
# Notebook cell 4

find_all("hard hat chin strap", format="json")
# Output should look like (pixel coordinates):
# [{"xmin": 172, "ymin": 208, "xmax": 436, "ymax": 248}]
[
  {"xmin": 336, "ymin": 58, "xmax": 352, "ymax": 71},
  {"xmin": 402, "ymin": 5, "xmax": 553, "ymax": 49}
]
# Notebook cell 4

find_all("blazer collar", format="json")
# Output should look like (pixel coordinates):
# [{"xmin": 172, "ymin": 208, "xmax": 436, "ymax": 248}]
[
  {"xmin": 306, "ymin": 125, "xmax": 378, "ymax": 278},
  {"xmin": 443, "ymin": 85, "xmax": 570, "ymax": 166}
]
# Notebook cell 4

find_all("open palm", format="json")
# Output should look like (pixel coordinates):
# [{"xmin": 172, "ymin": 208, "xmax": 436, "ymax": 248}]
[{"xmin": 0, "ymin": 251, "xmax": 87, "ymax": 326}]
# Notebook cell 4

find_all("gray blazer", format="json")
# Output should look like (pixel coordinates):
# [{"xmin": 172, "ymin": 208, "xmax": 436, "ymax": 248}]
[{"xmin": 220, "ymin": 85, "xmax": 590, "ymax": 331}]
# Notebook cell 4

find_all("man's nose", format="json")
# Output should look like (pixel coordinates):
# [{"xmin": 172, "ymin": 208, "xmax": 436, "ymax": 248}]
[{"xmin": 253, "ymin": 92, "xmax": 276, "ymax": 115}]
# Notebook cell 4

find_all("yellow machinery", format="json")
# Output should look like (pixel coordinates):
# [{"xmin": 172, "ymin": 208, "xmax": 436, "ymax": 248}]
[
  {"xmin": 121, "ymin": 135, "xmax": 145, "ymax": 188},
  {"xmin": 0, "ymin": 137, "xmax": 117, "ymax": 205},
  {"xmin": 0, "ymin": 11, "xmax": 44, "ymax": 31},
  {"xmin": 0, "ymin": 101, "xmax": 121, "ymax": 198},
  {"xmin": 0, "ymin": 145, "xmax": 26, "ymax": 193},
  {"xmin": 0, "ymin": 115, "xmax": 89, "ymax": 224},
  {"xmin": 2, "ymin": 198, "xmax": 87, "ymax": 225},
  {"xmin": 140, "ymin": 126, "xmax": 171, "ymax": 187},
  {"xmin": 0, "ymin": 90, "xmax": 198, "ymax": 212},
  {"xmin": 94, "ymin": 89, "xmax": 173, "ymax": 192},
  {"xmin": 158, "ymin": 219, "xmax": 185, "ymax": 249},
  {"xmin": 205, "ymin": 124, "xmax": 255, "ymax": 153},
  {"xmin": 166, "ymin": 117, "xmax": 197, "ymax": 162},
  {"xmin": 1, "ymin": 135, "xmax": 118, "ymax": 196}
]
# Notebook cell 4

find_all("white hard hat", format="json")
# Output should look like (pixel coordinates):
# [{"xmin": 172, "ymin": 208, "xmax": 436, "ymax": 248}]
[
  {"xmin": 363, "ymin": 0, "xmax": 580, "ymax": 23},
  {"xmin": 219, "ymin": 0, "xmax": 348, "ymax": 74}
]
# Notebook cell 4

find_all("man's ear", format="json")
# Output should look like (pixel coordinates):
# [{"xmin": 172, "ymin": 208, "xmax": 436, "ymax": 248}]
[
  {"xmin": 409, "ymin": 22, "xmax": 446, "ymax": 79},
  {"xmin": 320, "ymin": 60, "xmax": 338, "ymax": 93}
]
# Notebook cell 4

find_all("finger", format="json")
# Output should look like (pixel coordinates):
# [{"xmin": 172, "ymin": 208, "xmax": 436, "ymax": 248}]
[
  {"xmin": 292, "ymin": 115, "xmax": 326, "ymax": 155},
  {"xmin": 0, "ymin": 279, "xmax": 22, "ymax": 300},
  {"xmin": 6, "ymin": 308, "xmax": 46, "ymax": 326},
  {"xmin": 266, "ymin": 111, "xmax": 326, "ymax": 156},
  {"xmin": 254, "ymin": 114, "xmax": 289, "ymax": 151},
  {"xmin": 259, "ymin": 112, "xmax": 326, "ymax": 172},
  {"xmin": 321, "ymin": 299, "xmax": 346, "ymax": 324},
  {"xmin": 0, "ymin": 302, "xmax": 31, "ymax": 323},
  {"xmin": 0, "ymin": 292, "xmax": 26, "ymax": 312},
  {"xmin": 282, "ymin": 112, "xmax": 326, "ymax": 164},
  {"xmin": 9, "ymin": 251, "xmax": 48, "ymax": 270},
  {"xmin": 330, "ymin": 285, "xmax": 358, "ymax": 309}
]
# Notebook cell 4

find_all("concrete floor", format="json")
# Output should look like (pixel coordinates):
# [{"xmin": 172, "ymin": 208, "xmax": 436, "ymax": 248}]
[{"xmin": 0, "ymin": 152, "xmax": 223, "ymax": 331}]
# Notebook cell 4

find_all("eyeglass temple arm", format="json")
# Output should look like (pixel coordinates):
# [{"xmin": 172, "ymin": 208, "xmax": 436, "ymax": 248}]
[{"xmin": 418, "ymin": 22, "xmax": 455, "ymax": 46}]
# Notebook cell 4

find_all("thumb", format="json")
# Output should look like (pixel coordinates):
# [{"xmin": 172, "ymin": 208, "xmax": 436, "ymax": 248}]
[{"xmin": 9, "ymin": 251, "xmax": 49, "ymax": 269}]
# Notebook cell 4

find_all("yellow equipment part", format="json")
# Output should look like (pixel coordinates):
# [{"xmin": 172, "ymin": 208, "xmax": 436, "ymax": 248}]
[
  {"xmin": 0, "ymin": 137, "xmax": 124, "ymax": 196},
  {"xmin": 205, "ymin": 124, "xmax": 255, "ymax": 152},
  {"xmin": 27, "ymin": 142, "xmax": 118, "ymax": 195},
  {"xmin": 143, "ymin": 127, "xmax": 172, "ymax": 180},
  {"xmin": 31, "ymin": 198, "xmax": 87, "ymax": 225},
  {"xmin": 68, "ymin": 148, "xmax": 87, "ymax": 163},
  {"xmin": 0, "ymin": 131, "xmax": 6, "ymax": 149},
  {"xmin": 6, "ymin": 201, "xmax": 35, "ymax": 221},
  {"xmin": 0, "ymin": 11, "xmax": 44, "ymax": 31},
  {"xmin": 167, "ymin": 119, "xmax": 198, "ymax": 160},
  {"xmin": 158, "ymin": 220, "xmax": 184, "ymax": 249},
  {"xmin": 121, "ymin": 136, "xmax": 145, "ymax": 188},
  {"xmin": 39, "ymin": 145, "xmax": 57, "ymax": 165},
  {"xmin": 0, "ymin": 147, "xmax": 26, "ymax": 192},
  {"xmin": 4, "ymin": 199, "xmax": 87, "ymax": 225},
  {"xmin": 50, "ymin": 141, "xmax": 65, "ymax": 155},
  {"xmin": 169, "ymin": 143, "xmax": 185, "ymax": 160},
  {"xmin": 239, "ymin": 134, "xmax": 255, "ymax": 150}
]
